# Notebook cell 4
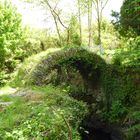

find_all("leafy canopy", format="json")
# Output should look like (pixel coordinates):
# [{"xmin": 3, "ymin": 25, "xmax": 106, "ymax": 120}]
[
  {"xmin": 120, "ymin": 0, "xmax": 140, "ymax": 36},
  {"xmin": 0, "ymin": 1, "xmax": 26, "ymax": 70}
]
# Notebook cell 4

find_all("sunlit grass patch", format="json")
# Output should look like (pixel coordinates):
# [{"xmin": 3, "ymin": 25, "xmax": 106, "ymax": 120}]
[
  {"xmin": 0, "ymin": 86, "xmax": 18, "ymax": 96},
  {"xmin": 0, "ymin": 85, "xmax": 88, "ymax": 139}
]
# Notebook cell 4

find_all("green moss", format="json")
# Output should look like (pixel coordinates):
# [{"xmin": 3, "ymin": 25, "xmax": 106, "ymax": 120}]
[{"xmin": 126, "ymin": 124, "xmax": 140, "ymax": 140}]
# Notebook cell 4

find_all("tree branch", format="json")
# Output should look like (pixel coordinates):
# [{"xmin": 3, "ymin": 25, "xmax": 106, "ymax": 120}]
[{"xmin": 46, "ymin": 0, "xmax": 68, "ymax": 29}]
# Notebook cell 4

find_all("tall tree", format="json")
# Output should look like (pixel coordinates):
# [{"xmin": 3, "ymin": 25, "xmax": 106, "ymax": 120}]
[
  {"xmin": 79, "ymin": 0, "xmax": 93, "ymax": 47},
  {"xmin": 88, "ymin": 0, "xmax": 93, "ymax": 48},
  {"xmin": 68, "ymin": 16, "xmax": 81, "ymax": 46},
  {"xmin": 43, "ymin": 0, "xmax": 62, "ymax": 45},
  {"xmin": 111, "ymin": 10, "xmax": 120, "ymax": 30},
  {"xmin": 77, "ymin": 0, "xmax": 83, "ymax": 46},
  {"xmin": 120, "ymin": 0, "xmax": 140, "ymax": 36},
  {"xmin": 42, "ymin": 0, "xmax": 71, "ymax": 45},
  {"xmin": 0, "ymin": 1, "xmax": 26, "ymax": 71},
  {"xmin": 92, "ymin": 0, "xmax": 109, "ymax": 53}
]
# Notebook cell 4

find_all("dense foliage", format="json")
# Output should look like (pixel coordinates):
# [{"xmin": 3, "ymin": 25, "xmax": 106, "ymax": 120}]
[
  {"xmin": 0, "ymin": 0, "xmax": 139, "ymax": 140},
  {"xmin": 0, "ymin": 1, "xmax": 28, "ymax": 86},
  {"xmin": 0, "ymin": 1, "xmax": 23, "ymax": 69},
  {"xmin": 9, "ymin": 45, "xmax": 140, "ymax": 139},
  {"xmin": 120, "ymin": 0, "xmax": 140, "ymax": 36},
  {"xmin": 113, "ymin": 36, "xmax": 140, "ymax": 68}
]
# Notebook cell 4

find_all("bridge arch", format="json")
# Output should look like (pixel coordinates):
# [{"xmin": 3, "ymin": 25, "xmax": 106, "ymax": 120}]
[
  {"xmin": 17, "ymin": 47, "xmax": 124, "ymax": 140},
  {"xmin": 28, "ymin": 47, "xmax": 112, "ymax": 109},
  {"xmin": 31, "ymin": 47, "xmax": 107, "ymax": 87}
]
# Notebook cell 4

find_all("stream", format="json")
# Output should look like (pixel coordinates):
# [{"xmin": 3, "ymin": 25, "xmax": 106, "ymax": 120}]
[{"xmin": 79, "ymin": 113, "xmax": 124, "ymax": 140}]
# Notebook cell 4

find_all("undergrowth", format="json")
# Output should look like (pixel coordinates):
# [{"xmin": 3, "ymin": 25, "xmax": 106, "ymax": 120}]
[
  {"xmin": 0, "ymin": 85, "xmax": 88, "ymax": 140},
  {"xmin": 3, "ymin": 47, "xmax": 140, "ymax": 140}
]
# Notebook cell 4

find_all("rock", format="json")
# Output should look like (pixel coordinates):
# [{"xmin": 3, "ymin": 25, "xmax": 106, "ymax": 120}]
[
  {"xmin": 10, "ymin": 89, "xmax": 33, "ymax": 97},
  {"xmin": 0, "ymin": 102, "xmax": 13, "ymax": 107}
]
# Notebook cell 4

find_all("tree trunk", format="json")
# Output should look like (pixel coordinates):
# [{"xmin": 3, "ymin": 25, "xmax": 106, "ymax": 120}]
[
  {"xmin": 97, "ymin": 2, "xmax": 102, "ymax": 54},
  {"xmin": 53, "ymin": 13, "xmax": 62, "ymax": 45},
  {"xmin": 67, "ymin": 28, "xmax": 70, "ymax": 45},
  {"xmin": 88, "ymin": 0, "xmax": 93, "ymax": 48},
  {"xmin": 40, "ymin": 41, "xmax": 45, "ymax": 51},
  {"xmin": 47, "ymin": 2, "xmax": 62, "ymax": 46},
  {"xmin": 78, "ymin": 0, "xmax": 82, "ymax": 46},
  {"xmin": 93, "ymin": 0, "xmax": 109, "ymax": 54}
]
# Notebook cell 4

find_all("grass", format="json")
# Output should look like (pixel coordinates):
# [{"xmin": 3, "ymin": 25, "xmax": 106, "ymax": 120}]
[
  {"xmin": 2, "ymin": 47, "xmax": 139, "ymax": 139},
  {"xmin": 0, "ymin": 85, "xmax": 88, "ymax": 140}
]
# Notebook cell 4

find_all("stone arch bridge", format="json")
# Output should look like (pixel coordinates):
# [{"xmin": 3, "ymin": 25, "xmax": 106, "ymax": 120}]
[{"xmin": 25, "ymin": 47, "xmax": 114, "ymax": 110}]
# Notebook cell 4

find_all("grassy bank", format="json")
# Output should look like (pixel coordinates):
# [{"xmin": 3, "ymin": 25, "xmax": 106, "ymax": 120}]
[{"xmin": 0, "ymin": 85, "xmax": 88, "ymax": 140}]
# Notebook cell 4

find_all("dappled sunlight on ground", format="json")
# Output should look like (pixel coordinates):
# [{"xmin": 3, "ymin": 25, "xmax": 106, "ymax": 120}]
[{"xmin": 0, "ymin": 86, "xmax": 18, "ymax": 96}]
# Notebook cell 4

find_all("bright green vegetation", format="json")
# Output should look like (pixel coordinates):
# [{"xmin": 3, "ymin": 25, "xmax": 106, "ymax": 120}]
[
  {"xmin": 112, "ymin": 0, "xmax": 140, "ymax": 37},
  {"xmin": 0, "ymin": 1, "xmax": 31, "ymax": 86},
  {"xmin": 0, "ymin": 0, "xmax": 140, "ymax": 140},
  {"xmin": 8, "ymin": 47, "xmax": 139, "ymax": 139},
  {"xmin": 0, "ymin": 86, "xmax": 88, "ymax": 139},
  {"xmin": 120, "ymin": 0, "xmax": 140, "ymax": 36}
]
